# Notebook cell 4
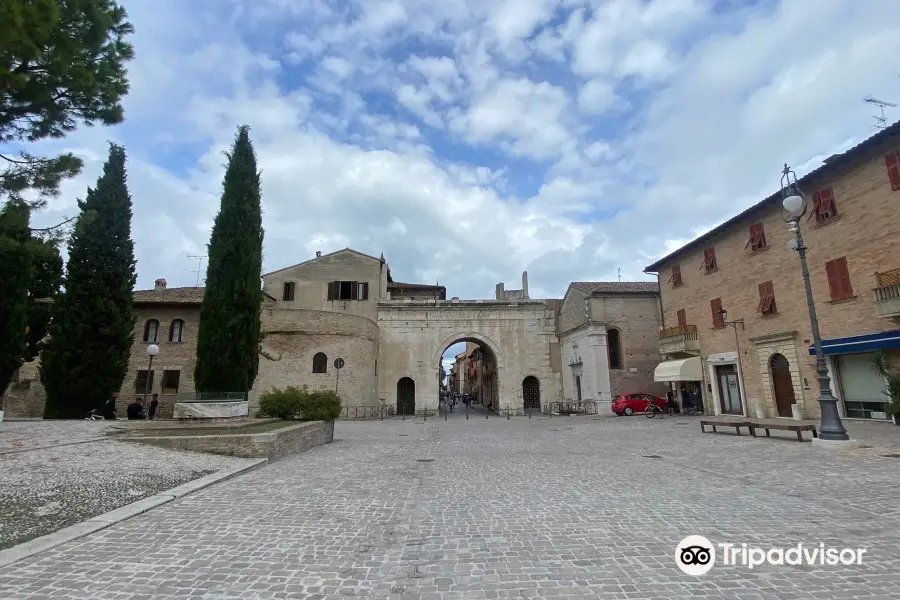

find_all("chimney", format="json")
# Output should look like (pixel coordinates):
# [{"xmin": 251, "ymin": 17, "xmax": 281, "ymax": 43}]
[
  {"xmin": 521, "ymin": 271, "xmax": 529, "ymax": 299},
  {"xmin": 154, "ymin": 278, "xmax": 167, "ymax": 291},
  {"xmin": 315, "ymin": 251, "xmax": 322, "ymax": 258}
]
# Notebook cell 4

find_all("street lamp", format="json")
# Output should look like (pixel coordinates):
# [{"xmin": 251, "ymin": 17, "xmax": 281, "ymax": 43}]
[
  {"xmin": 144, "ymin": 344, "xmax": 159, "ymax": 403},
  {"xmin": 716, "ymin": 307, "xmax": 745, "ymax": 415},
  {"xmin": 779, "ymin": 164, "xmax": 849, "ymax": 441}
]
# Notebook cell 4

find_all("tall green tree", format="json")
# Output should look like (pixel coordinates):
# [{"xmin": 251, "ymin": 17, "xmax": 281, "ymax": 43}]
[
  {"xmin": 1, "ymin": 0, "xmax": 135, "ymax": 204},
  {"xmin": 194, "ymin": 126, "xmax": 264, "ymax": 394},
  {"xmin": 0, "ymin": 200, "xmax": 32, "ymax": 399},
  {"xmin": 40, "ymin": 143, "xmax": 136, "ymax": 418}
]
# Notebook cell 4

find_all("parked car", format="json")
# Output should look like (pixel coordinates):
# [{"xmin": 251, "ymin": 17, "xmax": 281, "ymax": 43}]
[{"xmin": 612, "ymin": 393, "xmax": 667, "ymax": 416}]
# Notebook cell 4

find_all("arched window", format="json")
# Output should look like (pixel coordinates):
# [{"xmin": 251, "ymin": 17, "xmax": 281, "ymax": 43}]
[
  {"xmin": 607, "ymin": 328, "xmax": 623, "ymax": 370},
  {"xmin": 169, "ymin": 319, "xmax": 185, "ymax": 342},
  {"xmin": 143, "ymin": 319, "xmax": 160, "ymax": 343},
  {"xmin": 312, "ymin": 352, "xmax": 328, "ymax": 373}
]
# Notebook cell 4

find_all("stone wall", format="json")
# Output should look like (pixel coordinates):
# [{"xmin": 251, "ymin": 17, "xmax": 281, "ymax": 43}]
[
  {"xmin": 2, "ymin": 360, "xmax": 45, "ymax": 418},
  {"xmin": 250, "ymin": 308, "xmax": 380, "ymax": 414},
  {"xmin": 377, "ymin": 300, "xmax": 561, "ymax": 415},
  {"xmin": 653, "ymin": 132, "xmax": 900, "ymax": 419},
  {"xmin": 125, "ymin": 420, "xmax": 334, "ymax": 461}
]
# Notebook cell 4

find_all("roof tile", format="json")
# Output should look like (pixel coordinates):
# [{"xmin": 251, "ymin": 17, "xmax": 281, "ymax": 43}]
[
  {"xmin": 571, "ymin": 281, "xmax": 659, "ymax": 294},
  {"xmin": 133, "ymin": 287, "xmax": 205, "ymax": 305}
]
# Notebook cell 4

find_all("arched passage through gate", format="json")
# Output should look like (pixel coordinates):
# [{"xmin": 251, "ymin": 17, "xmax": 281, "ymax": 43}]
[{"xmin": 438, "ymin": 335, "xmax": 500, "ymax": 412}]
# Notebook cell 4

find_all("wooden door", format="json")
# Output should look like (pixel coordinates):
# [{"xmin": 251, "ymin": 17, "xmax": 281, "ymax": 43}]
[
  {"xmin": 396, "ymin": 377, "xmax": 416, "ymax": 416},
  {"xmin": 770, "ymin": 354, "xmax": 796, "ymax": 417}
]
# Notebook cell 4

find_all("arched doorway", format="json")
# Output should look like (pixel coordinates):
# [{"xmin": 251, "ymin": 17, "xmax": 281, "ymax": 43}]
[
  {"xmin": 523, "ymin": 376, "xmax": 540, "ymax": 411},
  {"xmin": 770, "ymin": 354, "xmax": 796, "ymax": 417},
  {"xmin": 397, "ymin": 377, "xmax": 416, "ymax": 416}
]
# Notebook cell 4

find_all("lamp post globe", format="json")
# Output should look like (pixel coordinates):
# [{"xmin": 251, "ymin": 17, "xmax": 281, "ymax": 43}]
[
  {"xmin": 144, "ymin": 344, "xmax": 160, "ymax": 403},
  {"xmin": 779, "ymin": 164, "xmax": 849, "ymax": 442},
  {"xmin": 147, "ymin": 344, "xmax": 160, "ymax": 357}
]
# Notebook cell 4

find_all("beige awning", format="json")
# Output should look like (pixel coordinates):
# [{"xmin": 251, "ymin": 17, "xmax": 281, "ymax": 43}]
[{"xmin": 654, "ymin": 357, "xmax": 703, "ymax": 382}]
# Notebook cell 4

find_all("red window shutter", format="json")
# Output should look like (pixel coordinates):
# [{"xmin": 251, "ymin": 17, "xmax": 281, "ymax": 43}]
[
  {"xmin": 818, "ymin": 188, "xmax": 836, "ymax": 219},
  {"xmin": 756, "ymin": 282, "xmax": 767, "ymax": 312},
  {"xmin": 708, "ymin": 247, "xmax": 716, "ymax": 268},
  {"xmin": 886, "ymin": 152, "xmax": 900, "ymax": 191},
  {"xmin": 827, "ymin": 257, "xmax": 853, "ymax": 299},
  {"xmin": 837, "ymin": 258, "xmax": 853, "ymax": 298},
  {"xmin": 327, "ymin": 281, "xmax": 336, "ymax": 300},
  {"xmin": 677, "ymin": 309, "xmax": 687, "ymax": 326},
  {"xmin": 673, "ymin": 265, "xmax": 681, "ymax": 285},
  {"xmin": 825, "ymin": 260, "xmax": 840, "ymax": 299},
  {"xmin": 808, "ymin": 191, "xmax": 821, "ymax": 221},
  {"xmin": 711, "ymin": 298, "xmax": 722, "ymax": 328}
]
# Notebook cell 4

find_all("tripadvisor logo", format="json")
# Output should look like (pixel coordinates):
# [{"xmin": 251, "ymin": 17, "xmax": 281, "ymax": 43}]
[{"xmin": 675, "ymin": 536, "xmax": 867, "ymax": 574}]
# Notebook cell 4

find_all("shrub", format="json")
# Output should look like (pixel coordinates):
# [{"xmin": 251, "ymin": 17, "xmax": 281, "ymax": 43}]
[{"xmin": 256, "ymin": 386, "xmax": 342, "ymax": 421}]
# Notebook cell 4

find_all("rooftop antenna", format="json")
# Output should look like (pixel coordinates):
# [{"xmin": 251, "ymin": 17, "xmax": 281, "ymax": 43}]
[
  {"xmin": 617, "ymin": 267, "xmax": 621, "ymax": 282},
  {"xmin": 865, "ymin": 95, "xmax": 896, "ymax": 130},
  {"xmin": 187, "ymin": 254, "xmax": 207, "ymax": 286}
]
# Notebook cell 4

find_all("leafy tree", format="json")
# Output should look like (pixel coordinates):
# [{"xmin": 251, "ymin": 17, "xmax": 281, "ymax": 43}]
[
  {"xmin": 1, "ymin": 0, "xmax": 135, "ymax": 204},
  {"xmin": 0, "ymin": 200, "xmax": 32, "ymax": 399},
  {"xmin": 40, "ymin": 143, "xmax": 136, "ymax": 418},
  {"xmin": 194, "ymin": 126, "xmax": 264, "ymax": 394}
]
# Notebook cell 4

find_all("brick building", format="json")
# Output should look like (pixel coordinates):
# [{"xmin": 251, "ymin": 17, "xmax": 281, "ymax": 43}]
[{"xmin": 644, "ymin": 120, "xmax": 900, "ymax": 422}]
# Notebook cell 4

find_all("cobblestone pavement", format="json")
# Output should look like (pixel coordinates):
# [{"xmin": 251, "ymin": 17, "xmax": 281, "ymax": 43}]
[
  {"xmin": 0, "ymin": 421, "xmax": 257, "ymax": 549},
  {"xmin": 1, "ymin": 415, "xmax": 899, "ymax": 599}
]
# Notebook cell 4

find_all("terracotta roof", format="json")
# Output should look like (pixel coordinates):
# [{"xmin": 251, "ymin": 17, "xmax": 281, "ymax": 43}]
[
  {"xmin": 570, "ymin": 281, "xmax": 660, "ymax": 294},
  {"xmin": 133, "ymin": 287, "xmax": 205, "ymax": 305},
  {"xmin": 387, "ymin": 281, "xmax": 446, "ymax": 291},
  {"xmin": 644, "ymin": 118, "xmax": 900, "ymax": 272}
]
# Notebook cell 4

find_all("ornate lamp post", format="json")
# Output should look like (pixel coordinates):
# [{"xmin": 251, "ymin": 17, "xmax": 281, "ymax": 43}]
[
  {"xmin": 779, "ymin": 164, "xmax": 849, "ymax": 441},
  {"xmin": 144, "ymin": 344, "xmax": 159, "ymax": 403}
]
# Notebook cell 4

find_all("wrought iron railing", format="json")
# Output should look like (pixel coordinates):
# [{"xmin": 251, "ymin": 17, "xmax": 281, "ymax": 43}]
[{"xmin": 659, "ymin": 324, "xmax": 698, "ymax": 339}]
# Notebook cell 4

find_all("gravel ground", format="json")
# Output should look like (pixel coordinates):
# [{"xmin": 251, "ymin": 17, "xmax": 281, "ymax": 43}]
[{"xmin": 0, "ymin": 421, "xmax": 257, "ymax": 550}]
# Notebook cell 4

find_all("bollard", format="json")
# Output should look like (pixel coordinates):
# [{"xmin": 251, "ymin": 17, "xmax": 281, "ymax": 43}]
[
  {"xmin": 486, "ymin": 406, "xmax": 489, "ymax": 419},
  {"xmin": 506, "ymin": 407, "xmax": 510, "ymax": 420},
  {"xmin": 424, "ymin": 409, "xmax": 427, "ymax": 422},
  {"xmin": 466, "ymin": 404, "xmax": 469, "ymax": 420},
  {"xmin": 445, "ymin": 407, "xmax": 448, "ymax": 421},
  {"xmin": 528, "ymin": 408, "xmax": 532, "ymax": 419},
  {"xmin": 355, "ymin": 407, "xmax": 358, "ymax": 419},
  {"xmin": 402, "ymin": 407, "xmax": 406, "ymax": 422},
  {"xmin": 380, "ymin": 406, "xmax": 384, "ymax": 421}
]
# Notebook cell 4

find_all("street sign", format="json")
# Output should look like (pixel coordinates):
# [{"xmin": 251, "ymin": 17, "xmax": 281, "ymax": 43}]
[{"xmin": 334, "ymin": 358, "xmax": 345, "ymax": 369}]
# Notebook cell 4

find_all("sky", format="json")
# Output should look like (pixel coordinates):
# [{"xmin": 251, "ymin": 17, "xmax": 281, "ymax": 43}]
[{"xmin": 20, "ymin": 0, "xmax": 900, "ymax": 372}]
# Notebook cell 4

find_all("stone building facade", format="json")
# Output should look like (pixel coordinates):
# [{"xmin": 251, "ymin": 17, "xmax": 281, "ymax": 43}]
[
  {"xmin": 4, "ymin": 249, "xmax": 667, "ymax": 418},
  {"xmin": 645, "ymin": 120, "xmax": 900, "ymax": 422}
]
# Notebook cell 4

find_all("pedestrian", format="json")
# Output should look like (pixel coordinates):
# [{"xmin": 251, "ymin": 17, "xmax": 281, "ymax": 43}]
[
  {"xmin": 148, "ymin": 393, "xmax": 159, "ymax": 420},
  {"xmin": 103, "ymin": 392, "xmax": 119, "ymax": 420},
  {"xmin": 127, "ymin": 397, "xmax": 145, "ymax": 420}
]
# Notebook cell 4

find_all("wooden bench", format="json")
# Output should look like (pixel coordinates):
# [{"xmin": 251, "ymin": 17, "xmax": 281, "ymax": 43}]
[
  {"xmin": 750, "ymin": 421, "xmax": 818, "ymax": 442},
  {"xmin": 700, "ymin": 419, "xmax": 752, "ymax": 436}
]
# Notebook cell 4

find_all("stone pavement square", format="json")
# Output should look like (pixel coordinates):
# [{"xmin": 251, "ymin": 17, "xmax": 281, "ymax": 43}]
[{"xmin": 0, "ymin": 414, "xmax": 898, "ymax": 599}]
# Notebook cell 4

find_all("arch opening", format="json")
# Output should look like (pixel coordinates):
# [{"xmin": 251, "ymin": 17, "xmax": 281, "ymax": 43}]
[
  {"xmin": 523, "ymin": 376, "xmax": 540, "ymax": 411},
  {"xmin": 769, "ymin": 353, "xmax": 796, "ymax": 418},
  {"xmin": 439, "ymin": 336, "xmax": 499, "ymax": 413},
  {"xmin": 397, "ymin": 377, "xmax": 416, "ymax": 415}
]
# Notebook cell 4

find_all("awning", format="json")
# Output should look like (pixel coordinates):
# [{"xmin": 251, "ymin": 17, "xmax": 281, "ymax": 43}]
[
  {"xmin": 808, "ymin": 330, "xmax": 900, "ymax": 356},
  {"xmin": 654, "ymin": 357, "xmax": 703, "ymax": 382}
]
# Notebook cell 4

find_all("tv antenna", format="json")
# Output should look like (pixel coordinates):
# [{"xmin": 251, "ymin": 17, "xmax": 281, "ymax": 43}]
[
  {"xmin": 187, "ymin": 254, "xmax": 207, "ymax": 286},
  {"xmin": 865, "ymin": 95, "xmax": 896, "ymax": 130},
  {"xmin": 617, "ymin": 267, "xmax": 621, "ymax": 282}
]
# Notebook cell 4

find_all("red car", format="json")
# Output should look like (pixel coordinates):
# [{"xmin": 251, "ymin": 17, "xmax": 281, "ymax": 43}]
[{"xmin": 612, "ymin": 393, "xmax": 667, "ymax": 416}]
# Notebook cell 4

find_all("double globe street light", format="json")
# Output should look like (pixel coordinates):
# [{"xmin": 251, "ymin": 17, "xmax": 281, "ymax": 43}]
[{"xmin": 779, "ymin": 164, "xmax": 849, "ymax": 441}]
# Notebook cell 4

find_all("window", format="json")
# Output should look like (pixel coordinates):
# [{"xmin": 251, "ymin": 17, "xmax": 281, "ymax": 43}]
[
  {"xmin": 825, "ymin": 257, "xmax": 854, "ymax": 301},
  {"xmin": 711, "ymin": 298, "xmax": 724, "ymax": 329},
  {"xmin": 312, "ymin": 352, "xmax": 328, "ymax": 373},
  {"xmin": 607, "ymin": 328, "xmax": 622, "ymax": 370},
  {"xmin": 327, "ymin": 281, "xmax": 369, "ymax": 300},
  {"xmin": 757, "ymin": 281, "xmax": 777, "ymax": 315},
  {"xmin": 667, "ymin": 265, "xmax": 683, "ymax": 287},
  {"xmin": 809, "ymin": 187, "xmax": 838, "ymax": 223},
  {"xmin": 143, "ymin": 319, "xmax": 159, "ymax": 342},
  {"xmin": 886, "ymin": 151, "xmax": 900, "ymax": 191},
  {"xmin": 161, "ymin": 370, "xmax": 180, "ymax": 394},
  {"xmin": 700, "ymin": 247, "xmax": 717, "ymax": 273},
  {"xmin": 282, "ymin": 281, "xmax": 296, "ymax": 301},
  {"xmin": 169, "ymin": 319, "xmax": 184, "ymax": 342},
  {"xmin": 745, "ymin": 223, "xmax": 767, "ymax": 251},
  {"xmin": 135, "ymin": 369, "xmax": 154, "ymax": 393},
  {"xmin": 677, "ymin": 309, "xmax": 687, "ymax": 327}
]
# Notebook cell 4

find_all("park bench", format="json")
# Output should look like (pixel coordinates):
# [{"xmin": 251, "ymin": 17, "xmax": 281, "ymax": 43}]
[
  {"xmin": 700, "ymin": 418, "xmax": 752, "ymax": 436},
  {"xmin": 750, "ymin": 420, "xmax": 818, "ymax": 442}
]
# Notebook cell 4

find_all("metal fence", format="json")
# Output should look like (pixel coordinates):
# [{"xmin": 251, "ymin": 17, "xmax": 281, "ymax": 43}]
[{"xmin": 174, "ymin": 392, "xmax": 247, "ymax": 403}]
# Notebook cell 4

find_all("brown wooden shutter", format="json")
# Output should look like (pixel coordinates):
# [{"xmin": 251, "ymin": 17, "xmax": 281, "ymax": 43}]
[
  {"xmin": 711, "ymin": 298, "xmax": 722, "ymax": 328},
  {"xmin": 837, "ymin": 258, "xmax": 853, "ymax": 298},
  {"xmin": 677, "ymin": 309, "xmax": 687, "ymax": 327},
  {"xmin": 885, "ymin": 152, "xmax": 900, "ymax": 191},
  {"xmin": 825, "ymin": 260, "xmax": 840, "ymax": 299},
  {"xmin": 361, "ymin": 282, "xmax": 369, "ymax": 300},
  {"xmin": 350, "ymin": 281, "xmax": 358, "ymax": 300},
  {"xmin": 327, "ymin": 281, "xmax": 336, "ymax": 300}
]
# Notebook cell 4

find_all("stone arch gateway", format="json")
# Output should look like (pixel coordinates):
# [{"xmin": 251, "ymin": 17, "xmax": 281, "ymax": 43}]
[{"xmin": 377, "ymin": 299, "xmax": 561, "ymax": 415}]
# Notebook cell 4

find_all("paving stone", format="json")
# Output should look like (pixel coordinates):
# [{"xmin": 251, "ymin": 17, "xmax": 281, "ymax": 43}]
[{"xmin": 0, "ymin": 415, "xmax": 898, "ymax": 598}]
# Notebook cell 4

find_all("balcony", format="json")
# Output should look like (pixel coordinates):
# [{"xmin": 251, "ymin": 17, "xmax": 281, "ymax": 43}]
[
  {"xmin": 874, "ymin": 268, "xmax": 900, "ymax": 318},
  {"xmin": 659, "ymin": 324, "xmax": 701, "ymax": 356}
]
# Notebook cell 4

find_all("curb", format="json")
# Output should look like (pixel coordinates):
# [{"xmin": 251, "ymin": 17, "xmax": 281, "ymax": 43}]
[{"xmin": 0, "ymin": 457, "xmax": 268, "ymax": 568}]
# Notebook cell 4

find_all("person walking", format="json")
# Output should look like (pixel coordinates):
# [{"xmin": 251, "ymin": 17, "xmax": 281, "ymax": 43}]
[
  {"xmin": 103, "ymin": 393, "xmax": 119, "ymax": 420},
  {"xmin": 148, "ymin": 393, "xmax": 159, "ymax": 420}
]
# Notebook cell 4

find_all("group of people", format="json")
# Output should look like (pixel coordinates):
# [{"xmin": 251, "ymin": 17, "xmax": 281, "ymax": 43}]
[
  {"xmin": 440, "ymin": 391, "xmax": 473, "ymax": 411},
  {"xmin": 666, "ymin": 384, "xmax": 703, "ymax": 414},
  {"xmin": 101, "ymin": 392, "xmax": 160, "ymax": 420}
]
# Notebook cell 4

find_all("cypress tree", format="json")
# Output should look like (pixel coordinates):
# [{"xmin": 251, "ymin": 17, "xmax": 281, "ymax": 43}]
[
  {"xmin": 0, "ymin": 201, "xmax": 33, "ymax": 399},
  {"xmin": 194, "ymin": 126, "xmax": 264, "ymax": 394},
  {"xmin": 40, "ymin": 144, "xmax": 136, "ymax": 418}
]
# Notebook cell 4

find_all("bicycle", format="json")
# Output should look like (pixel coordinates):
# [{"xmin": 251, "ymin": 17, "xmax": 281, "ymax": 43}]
[
  {"xmin": 85, "ymin": 409, "xmax": 104, "ymax": 421},
  {"xmin": 644, "ymin": 403, "xmax": 665, "ymax": 419}
]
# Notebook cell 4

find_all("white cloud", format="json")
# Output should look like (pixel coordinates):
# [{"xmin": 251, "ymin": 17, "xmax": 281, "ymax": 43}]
[{"xmin": 16, "ymin": 0, "xmax": 900, "ymax": 302}]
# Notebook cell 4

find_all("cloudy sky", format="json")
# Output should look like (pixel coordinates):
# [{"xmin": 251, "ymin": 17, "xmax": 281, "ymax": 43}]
[{"xmin": 27, "ymin": 0, "xmax": 900, "ymax": 308}]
